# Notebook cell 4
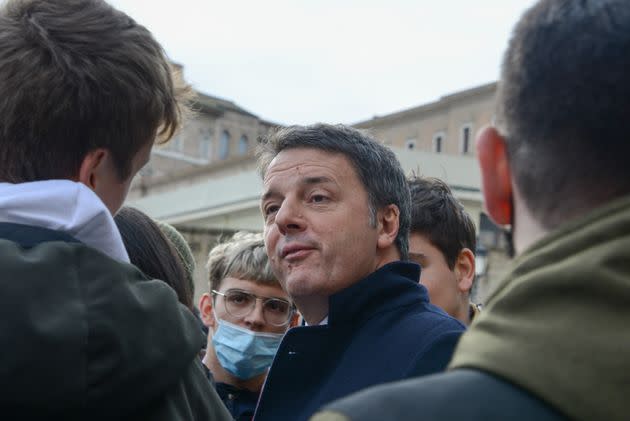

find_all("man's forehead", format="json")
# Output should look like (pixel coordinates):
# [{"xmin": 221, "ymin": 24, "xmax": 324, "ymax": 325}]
[{"xmin": 263, "ymin": 148, "xmax": 353, "ymax": 185}]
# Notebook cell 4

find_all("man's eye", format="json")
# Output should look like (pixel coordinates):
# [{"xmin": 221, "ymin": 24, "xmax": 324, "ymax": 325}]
[
  {"xmin": 265, "ymin": 299, "xmax": 290, "ymax": 314},
  {"xmin": 264, "ymin": 205, "xmax": 279, "ymax": 216},
  {"xmin": 228, "ymin": 292, "xmax": 252, "ymax": 306},
  {"xmin": 311, "ymin": 194, "xmax": 327, "ymax": 203}
]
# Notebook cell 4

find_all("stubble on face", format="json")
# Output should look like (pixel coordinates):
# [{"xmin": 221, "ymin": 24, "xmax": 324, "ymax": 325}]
[{"xmin": 261, "ymin": 148, "xmax": 379, "ymax": 303}]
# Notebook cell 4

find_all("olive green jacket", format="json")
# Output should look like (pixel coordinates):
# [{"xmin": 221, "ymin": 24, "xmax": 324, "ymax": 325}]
[
  {"xmin": 450, "ymin": 194, "xmax": 630, "ymax": 421},
  {"xmin": 0, "ymin": 231, "xmax": 231, "ymax": 421}
]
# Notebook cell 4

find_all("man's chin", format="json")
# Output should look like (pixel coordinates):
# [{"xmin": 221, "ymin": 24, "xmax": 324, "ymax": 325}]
[{"xmin": 284, "ymin": 275, "xmax": 320, "ymax": 298}]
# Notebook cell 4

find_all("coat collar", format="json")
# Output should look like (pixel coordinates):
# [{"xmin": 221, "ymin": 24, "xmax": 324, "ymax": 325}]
[{"xmin": 328, "ymin": 261, "xmax": 428, "ymax": 326}]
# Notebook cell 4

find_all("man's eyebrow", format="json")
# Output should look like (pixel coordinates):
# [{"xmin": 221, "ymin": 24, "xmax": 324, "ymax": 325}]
[
  {"xmin": 261, "ymin": 189, "xmax": 280, "ymax": 202},
  {"xmin": 261, "ymin": 176, "xmax": 336, "ymax": 202},
  {"xmin": 301, "ymin": 176, "xmax": 335, "ymax": 185}
]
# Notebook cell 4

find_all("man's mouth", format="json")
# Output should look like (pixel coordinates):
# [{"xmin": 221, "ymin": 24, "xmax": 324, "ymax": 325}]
[{"xmin": 281, "ymin": 244, "xmax": 316, "ymax": 261}]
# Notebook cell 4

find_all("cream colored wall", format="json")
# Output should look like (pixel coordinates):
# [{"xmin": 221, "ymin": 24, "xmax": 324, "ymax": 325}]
[
  {"xmin": 210, "ymin": 110, "xmax": 260, "ymax": 161},
  {"xmin": 360, "ymin": 86, "xmax": 496, "ymax": 157}
]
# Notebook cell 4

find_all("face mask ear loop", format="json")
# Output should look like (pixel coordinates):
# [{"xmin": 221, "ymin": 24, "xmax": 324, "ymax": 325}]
[{"xmin": 210, "ymin": 309, "xmax": 223, "ymax": 335}]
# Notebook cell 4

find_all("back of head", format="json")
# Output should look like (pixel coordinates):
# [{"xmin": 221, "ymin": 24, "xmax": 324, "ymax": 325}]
[
  {"xmin": 408, "ymin": 175, "xmax": 476, "ymax": 269},
  {"xmin": 157, "ymin": 221, "xmax": 197, "ymax": 301},
  {"xmin": 115, "ymin": 207, "xmax": 193, "ymax": 310},
  {"xmin": 498, "ymin": 0, "xmax": 630, "ymax": 229},
  {"xmin": 0, "ymin": 0, "xmax": 190, "ymax": 182},
  {"xmin": 206, "ymin": 231, "xmax": 278, "ymax": 292},
  {"xmin": 257, "ymin": 123, "xmax": 411, "ymax": 260}
]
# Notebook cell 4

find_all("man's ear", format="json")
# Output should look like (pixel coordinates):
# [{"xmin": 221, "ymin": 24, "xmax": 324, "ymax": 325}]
[
  {"xmin": 376, "ymin": 204, "xmax": 400, "ymax": 250},
  {"xmin": 77, "ymin": 148, "xmax": 109, "ymax": 190},
  {"xmin": 476, "ymin": 126, "xmax": 513, "ymax": 226},
  {"xmin": 454, "ymin": 248, "xmax": 475, "ymax": 295},
  {"xmin": 198, "ymin": 293, "xmax": 216, "ymax": 329},
  {"xmin": 289, "ymin": 311, "xmax": 300, "ymax": 328}
]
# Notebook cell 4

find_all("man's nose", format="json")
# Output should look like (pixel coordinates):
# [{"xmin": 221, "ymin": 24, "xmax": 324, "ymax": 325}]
[
  {"xmin": 244, "ymin": 299, "xmax": 266, "ymax": 331},
  {"xmin": 274, "ymin": 197, "xmax": 305, "ymax": 235}
]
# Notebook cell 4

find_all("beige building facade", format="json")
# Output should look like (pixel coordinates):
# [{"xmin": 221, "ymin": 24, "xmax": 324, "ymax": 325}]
[
  {"xmin": 354, "ymin": 82, "xmax": 496, "ymax": 157},
  {"xmin": 131, "ymin": 92, "xmax": 276, "ymax": 197}
]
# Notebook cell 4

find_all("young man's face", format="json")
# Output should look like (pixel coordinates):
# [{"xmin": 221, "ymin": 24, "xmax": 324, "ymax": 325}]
[
  {"xmin": 409, "ymin": 232, "xmax": 463, "ymax": 318},
  {"xmin": 202, "ymin": 277, "xmax": 293, "ymax": 335},
  {"xmin": 261, "ymin": 147, "xmax": 380, "ymax": 302}
]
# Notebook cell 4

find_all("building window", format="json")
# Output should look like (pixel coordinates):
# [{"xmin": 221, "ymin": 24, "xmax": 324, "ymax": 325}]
[
  {"xmin": 199, "ymin": 137, "xmax": 212, "ymax": 160},
  {"xmin": 238, "ymin": 135, "xmax": 249, "ymax": 155},
  {"xmin": 461, "ymin": 124, "xmax": 472, "ymax": 154},
  {"xmin": 198, "ymin": 129, "xmax": 212, "ymax": 160},
  {"xmin": 405, "ymin": 139, "xmax": 417, "ymax": 150},
  {"xmin": 219, "ymin": 130, "xmax": 230, "ymax": 160},
  {"xmin": 433, "ymin": 132, "xmax": 445, "ymax": 153}
]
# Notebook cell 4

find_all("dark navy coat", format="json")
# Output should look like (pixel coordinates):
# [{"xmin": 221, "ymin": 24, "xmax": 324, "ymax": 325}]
[{"xmin": 253, "ymin": 262, "xmax": 465, "ymax": 421}]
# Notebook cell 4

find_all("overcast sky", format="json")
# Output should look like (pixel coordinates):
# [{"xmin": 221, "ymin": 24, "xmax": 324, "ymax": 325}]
[{"xmin": 109, "ymin": 0, "xmax": 537, "ymax": 125}]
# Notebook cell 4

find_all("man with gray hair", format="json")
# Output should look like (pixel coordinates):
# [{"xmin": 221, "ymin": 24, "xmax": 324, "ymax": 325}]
[
  {"xmin": 312, "ymin": 1, "xmax": 630, "ymax": 420},
  {"xmin": 253, "ymin": 124, "xmax": 465, "ymax": 421}
]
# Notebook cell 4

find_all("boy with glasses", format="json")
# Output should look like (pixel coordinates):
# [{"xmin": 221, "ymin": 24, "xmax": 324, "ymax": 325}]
[{"xmin": 199, "ymin": 232, "xmax": 297, "ymax": 421}]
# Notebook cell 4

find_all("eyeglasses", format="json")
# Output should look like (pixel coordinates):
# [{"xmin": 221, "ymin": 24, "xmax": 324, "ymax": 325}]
[{"xmin": 211, "ymin": 289, "xmax": 295, "ymax": 326}]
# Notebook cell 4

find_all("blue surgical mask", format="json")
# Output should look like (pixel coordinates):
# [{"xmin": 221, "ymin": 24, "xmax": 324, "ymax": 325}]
[{"xmin": 212, "ymin": 318, "xmax": 285, "ymax": 379}]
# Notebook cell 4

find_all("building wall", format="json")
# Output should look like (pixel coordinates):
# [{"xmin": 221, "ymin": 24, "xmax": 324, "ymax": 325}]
[{"xmin": 356, "ymin": 83, "xmax": 496, "ymax": 156}]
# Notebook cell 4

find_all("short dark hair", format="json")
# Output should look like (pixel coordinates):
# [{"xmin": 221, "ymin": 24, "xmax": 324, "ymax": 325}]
[
  {"xmin": 498, "ymin": 0, "xmax": 630, "ymax": 228},
  {"xmin": 115, "ymin": 207, "xmax": 193, "ymax": 310},
  {"xmin": 257, "ymin": 123, "xmax": 411, "ymax": 260},
  {"xmin": 408, "ymin": 176, "xmax": 476, "ymax": 269},
  {"xmin": 0, "ymin": 0, "xmax": 191, "ymax": 182}
]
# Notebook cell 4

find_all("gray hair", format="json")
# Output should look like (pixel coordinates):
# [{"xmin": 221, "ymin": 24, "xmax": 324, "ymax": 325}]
[
  {"xmin": 206, "ymin": 231, "xmax": 277, "ymax": 291},
  {"xmin": 257, "ymin": 123, "xmax": 410, "ymax": 260}
]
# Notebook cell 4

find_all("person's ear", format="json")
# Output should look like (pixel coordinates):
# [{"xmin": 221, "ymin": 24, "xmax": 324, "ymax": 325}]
[
  {"xmin": 454, "ymin": 248, "xmax": 475, "ymax": 295},
  {"xmin": 476, "ymin": 126, "xmax": 513, "ymax": 226},
  {"xmin": 376, "ymin": 204, "xmax": 400, "ymax": 250},
  {"xmin": 198, "ymin": 293, "xmax": 217, "ymax": 329},
  {"xmin": 77, "ymin": 148, "xmax": 109, "ymax": 190},
  {"xmin": 289, "ymin": 311, "xmax": 300, "ymax": 328}
]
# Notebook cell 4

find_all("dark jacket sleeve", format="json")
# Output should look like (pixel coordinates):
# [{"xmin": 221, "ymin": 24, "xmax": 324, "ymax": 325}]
[
  {"xmin": 135, "ymin": 359, "xmax": 232, "ymax": 421},
  {"xmin": 79, "ymin": 248, "xmax": 232, "ymax": 420},
  {"xmin": 406, "ymin": 330, "xmax": 462, "ymax": 377},
  {"xmin": 311, "ymin": 369, "xmax": 568, "ymax": 421},
  {"xmin": 0, "ymin": 240, "xmax": 231, "ymax": 420}
]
